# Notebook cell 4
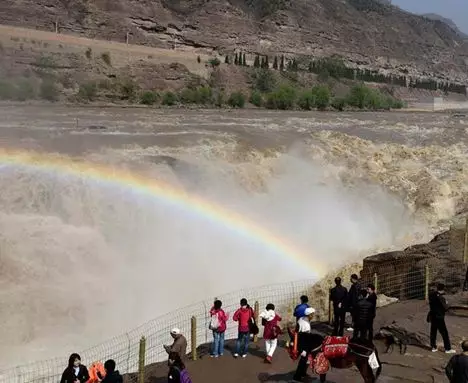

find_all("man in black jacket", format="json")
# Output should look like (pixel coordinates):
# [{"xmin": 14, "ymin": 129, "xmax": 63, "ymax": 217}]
[
  {"xmin": 99, "ymin": 360, "xmax": 123, "ymax": 383},
  {"xmin": 353, "ymin": 289, "xmax": 373, "ymax": 342},
  {"xmin": 329, "ymin": 277, "xmax": 348, "ymax": 336},
  {"xmin": 347, "ymin": 274, "xmax": 361, "ymax": 331},
  {"xmin": 367, "ymin": 283, "xmax": 377, "ymax": 340},
  {"xmin": 445, "ymin": 340, "xmax": 468, "ymax": 383},
  {"xmin": 428, "ymin": 283, "xmax": 456, "ymax": 354}
]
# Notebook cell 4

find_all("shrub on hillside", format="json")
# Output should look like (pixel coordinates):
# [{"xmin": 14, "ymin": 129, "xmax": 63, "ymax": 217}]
[
  {"xmin": 101, "ymin": 52, "xmax": 111, "ymax": 66},
  {"xmin": 162, "ymin": 91, "xmax": 178, "ymax": 106},
  {"xmin": 77, "ymin": 82, "xmax": 98, "ymax": 101},
  {"xmin": 297, "ymin": 90, "xmax": 315, "ymax": 110},
  {"xmin": 0, "ymin": 80, "xmax": 15, "ymax": 100},
  {"xmin": 209, "ymin": 58, "xmax": 221, "ymax": 67},
  {"xmin": 215, "ymin": 91, "xmax": 225, "ymax": 107},
  {"xmin": 39, "ymin": 79, "xmax": 59, "ymax": 101},
  {"xmin": 331, "ymin": 97, "xmax": 346, "ymax": 111},
  {"xmin": 85, "ymin": 48, "xmax": 92, "ymax": 59},
  {"xmin": 140, "ymin": 91, "xmax": 159, "ymax": 105},
  {"xmin": 15, "ymin": 79, "xmax": 36, "ymax": 101},
  {"xmin": 346, "ymin": 84, "xmax": 404, "ymax": 110},
  {"xmin": 265, "ymin": 85, "xmax": 296, "ymax": 110},
  {"xmin": 179, "ymin": 86, "xmax": 213, "ymax": 104},
  {"xmin": 311, "ymin": 85, "xmax": 331, "ymax": 110},
  {"xmin": 119, "ymin": 79, "xmax": 139, "ymax": 101},
  {"xmin": 252, "ymin": 69, "xmax": 276, "ymax": 93},
  {"xmin": 249, "ymin": 90, "xmax": 263, "ymax": 107},
  {"xmin": 228, "ymin": 92, "xmax": 246, "ymax": 108}
]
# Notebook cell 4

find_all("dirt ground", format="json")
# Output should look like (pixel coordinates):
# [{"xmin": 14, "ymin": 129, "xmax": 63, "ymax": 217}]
[{"xmin": 132, "ymin": 296, "xmax": 468, "ymax": 383}]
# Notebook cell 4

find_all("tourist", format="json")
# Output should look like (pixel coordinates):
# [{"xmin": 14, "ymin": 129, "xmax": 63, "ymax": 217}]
[
  {"xmin": 347, "ymin": 274, "xmax": 361, "ymax": 331},
  {"xmin": 209, "ymin": 299, "xmax": 228, "ymax": 358},
  {"xmin": 293, "ymin": 307, "xmax": 317, "ymax": 382},
  {"xmin": 367, "ymin": 283, "xmax": 377, "ymax": 340},
  {"xmin": 98, "ymin": 360, "xmax": 122, "ymax": 383},
  {"xmin": 294, "ymin": 295, "xmax": 310, "ymax": 321},
  {"xmin": 60, "ymin": 353, "xmax": 90, "ymax": 383},
  {"xmin": 428, "ymin": 283, "xmax": 456, "ymax": 354},
  {"xmin": 168, "ymin": 351, "xmax": 192, "ymax": 383},
  {"xmin": 260, "ymin": 303, "xmax": 282, "ymax": 363},
  {"xmin": 445, "ymin": 340, "xmax": 468, "ymax": 383},
  {"xmin": 233, "ymin": 298, "xmax": 255, "ymax": 358},
  {"xmin": 164, "ymin": 328, "xmax": 188, "ymax": 361},
  {"xmin": 329, "ymin": 277, "xmax": 348, "ymax": 336},
  {"xmin": 353, "ymin": 289, "xmax": 373, "ymax": 342}
]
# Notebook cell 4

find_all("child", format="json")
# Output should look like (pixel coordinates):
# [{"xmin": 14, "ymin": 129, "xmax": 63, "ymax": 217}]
[{"xmin": 233, "ymin": 298, "xmax": 255, "ymax": 358}]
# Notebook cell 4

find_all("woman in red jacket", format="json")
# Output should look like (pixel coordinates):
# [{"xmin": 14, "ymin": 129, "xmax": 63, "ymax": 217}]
[
  {"xmin": 233, "ymin": 298, "xmax": 254, "ymax": 358},
  {"xmin": 260, "ymin": 303, "xmax": 282, "ymax": 363},
  {"xmin": 209, "ymin": 299, "xmax": 228, "ymax": 357}
]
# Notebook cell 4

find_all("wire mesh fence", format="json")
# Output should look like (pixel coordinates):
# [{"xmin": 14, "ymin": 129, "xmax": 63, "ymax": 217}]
[{"xmin": 1, "ymin": 254, "xmax": 466, "ymax": 383}]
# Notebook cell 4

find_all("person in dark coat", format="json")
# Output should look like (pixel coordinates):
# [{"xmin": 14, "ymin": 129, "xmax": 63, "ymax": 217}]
[
  {"xmin": 99, "ymin": 360, "xmax": 122, "ymax": 383},
  {"xmin": 428, "ymin": 283, "xmax": 456, "ymax": 353},
  {"xmin": 367, "ymin": 283, "xmax": 377, "ymax": 340},
  {"xmin": 329, "ymin": 277, "xmax": 348, "ymax": 336},
  {"xmin": 347, "ymin": 274, "xmax": 361, "ymax": 331},
  {"xmin": 353, "ymin": 289, "xmax": 373, "ymax": 342},
  {"xmin": 445, "ymin": 340, "xmax": 468, "ymax": 383},
  {"xmin": 60, "ymin": 353, "xmax": 89, "ymax": 383},
  {"xmin": 168, "ymin": 351, "xmax": 192, "ymax": 383}
]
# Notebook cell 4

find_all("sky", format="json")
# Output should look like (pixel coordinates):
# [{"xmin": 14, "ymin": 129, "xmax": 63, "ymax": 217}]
[{"xmin": 392, "ymin": 0, "xmax": 468, "ymax": 34}]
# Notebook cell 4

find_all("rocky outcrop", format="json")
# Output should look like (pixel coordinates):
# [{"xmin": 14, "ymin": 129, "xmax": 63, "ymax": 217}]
[
  {"xmin": 361, "ymin": 230, "xmax": 467, "ymax": 300},
  {"xmin": 0, "ymin": 0, "xmax": 468, "ymax": 83}
]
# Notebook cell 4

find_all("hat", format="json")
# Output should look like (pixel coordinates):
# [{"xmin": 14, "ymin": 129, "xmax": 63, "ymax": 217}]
[
  {"xmin": 170, "ymin": 328, "xmax": 181, "ymax": 335},
  {"xmin": 304, "ymin": 307, "xmax": 315, "ymax": 316}
]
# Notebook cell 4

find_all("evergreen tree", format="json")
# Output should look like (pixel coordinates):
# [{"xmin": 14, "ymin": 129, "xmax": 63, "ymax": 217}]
[
  {"xmin": 242, "ymin": 53, "xmax": 247, "ymax": 66},
  {"xmin": 308, "ymin": 61, "xmax": 313, "ymax": 72},
  {"xmin": 234, "ymin": 53, "xmax": 238, "ymax": 65},
  {"xmin": 265, "ymin": 55, "xmax": 269, "ymax": 68},
  {"xmin": 225, "ymin": 55, "xmax": 230, "ymax": 64},
  {"xmin": 254, "ymin": 55, "xmax": 260, "ymax": 68},
  {"xmin": 260, "ymin": 56, "xmax": 266, "ymax": 68},
  {"xmin": 280, "ymin": 55, "xmax": 285, "ymax": 71},
  {"xmin": 292, "ymin": 58, "xmax": 298, "ymax": 71},
  {"xmin": 273, "ymin": 56, "xmax": 278, "ymax": 70}
]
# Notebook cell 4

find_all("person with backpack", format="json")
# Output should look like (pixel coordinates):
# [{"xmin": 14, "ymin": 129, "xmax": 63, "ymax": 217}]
[
  {"xmin": 260, "ymin": 303, "xmax": 282, "ymax": 363},
  {"xmin": 209, "ymin": 299, "xmax": 228, "ymax": 358},
  {"xmin": 233, "ymin": 298, "xmax": 255, "ymax": 358},
  {"xmin": 168, "ymin": 352, "xmax": 192, "ymax": 383}
]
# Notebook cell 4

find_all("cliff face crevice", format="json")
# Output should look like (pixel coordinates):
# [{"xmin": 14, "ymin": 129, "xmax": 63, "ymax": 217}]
[{"xmin": 1, "ymin": 0, "xmax": 467, "ymax": 82}]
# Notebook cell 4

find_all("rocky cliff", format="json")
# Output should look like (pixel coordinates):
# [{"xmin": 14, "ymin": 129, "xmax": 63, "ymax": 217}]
[{"xmin": 0, "ymin": 0, "xmax": 468, "ymax": 83}]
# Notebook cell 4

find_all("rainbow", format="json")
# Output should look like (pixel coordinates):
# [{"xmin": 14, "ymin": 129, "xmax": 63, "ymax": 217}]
[{"xmin": 0, "ymin": 148, "xmax": 326, "ymax": 277}]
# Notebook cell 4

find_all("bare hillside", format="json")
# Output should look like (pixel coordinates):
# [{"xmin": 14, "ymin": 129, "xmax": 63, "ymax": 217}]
[{"xmin": 0, "ymin": 0, "xmax": 468, "ymax": 82}]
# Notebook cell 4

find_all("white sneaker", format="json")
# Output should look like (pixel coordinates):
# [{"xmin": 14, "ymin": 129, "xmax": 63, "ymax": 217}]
[
  {"xmin": 233, "ymin": 353, "xmax": 239, "ymax": 358},
  {"xmin": 347, "ymin": 327, "xmax": 354, "ymax": 332},
  {"xmin": 445, "ymin": 349, "xmax": 456, "ymax": 354},
  {"xmin": 431, "ymin": 348, "xmax": 438, "ymax": 352},
  {"xmin": 242, "ymin": 354, "xmax": 247, "ymax": 358}
]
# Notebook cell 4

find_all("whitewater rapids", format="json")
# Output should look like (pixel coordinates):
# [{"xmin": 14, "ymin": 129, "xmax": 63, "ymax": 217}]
[{"xmin": 0, "ymin": 106, "xmax": 467, "ymax": 368}]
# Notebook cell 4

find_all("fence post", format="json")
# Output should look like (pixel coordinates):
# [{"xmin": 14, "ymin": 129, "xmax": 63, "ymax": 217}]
[
  {"xmin": 253, "ymin": 301, "xmax": 260, "ymax": 343},
  {"xmin": 464, "ymin": 217, "xmax": 468, "ymax": 264},
  {"xmin": 425, "ymin": 265, "xmax": 430, "ymax": 301},
  {"xmin": 138, "ymin": 336, "xmax": 146, "ymax": 383},
  {"xmin": 191, "ymin": 316, "xmax": 198, "ymax": 361},
  {"xmin": 374, "ymin": 273, "xmax": 378, "ymax": 292},
  {"xmin": 328, "ymin": 299, "xmax": 332, "ymax": 325}
]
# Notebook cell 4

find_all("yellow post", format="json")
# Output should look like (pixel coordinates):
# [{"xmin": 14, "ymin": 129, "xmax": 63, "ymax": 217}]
[
  {"xmin": 464, "ymin": 217, "xmax": 468, "ymax": 264},
  {"xmin": 328, "ymin": 299, "xmax": 333, "ymax": 325},
  {"xmin": 191, "ymin": 316, "xmax": 197, "ymax": 361},
  {"xmin": 138, "ymin": 336, "xmax": 146, "ymax": 383},
  {"xmin": 253, "ymin": 301, "xmax": 260, "ymax": 343},
  {"xmin": 425, "ymin": 265, "xmax": 430, "ymax": 301},
  {"xmin": 374, "ymin": 273, "xmax": 378, "ymax": 292}
]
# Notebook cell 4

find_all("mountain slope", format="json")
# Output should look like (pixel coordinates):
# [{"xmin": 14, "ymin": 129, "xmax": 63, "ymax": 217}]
[
  {"xmin": 0, "ymin": 0, "xmax": 467, "ymax": 82},
  {"xmin": 422, "ymin": 13, "xmax": 468, "ymax": 39}
]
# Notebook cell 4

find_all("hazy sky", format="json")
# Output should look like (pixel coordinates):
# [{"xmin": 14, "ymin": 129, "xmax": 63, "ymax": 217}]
[{"xmin": 392, "ymin": 0, "xmax": 468, "ymax": 33}]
